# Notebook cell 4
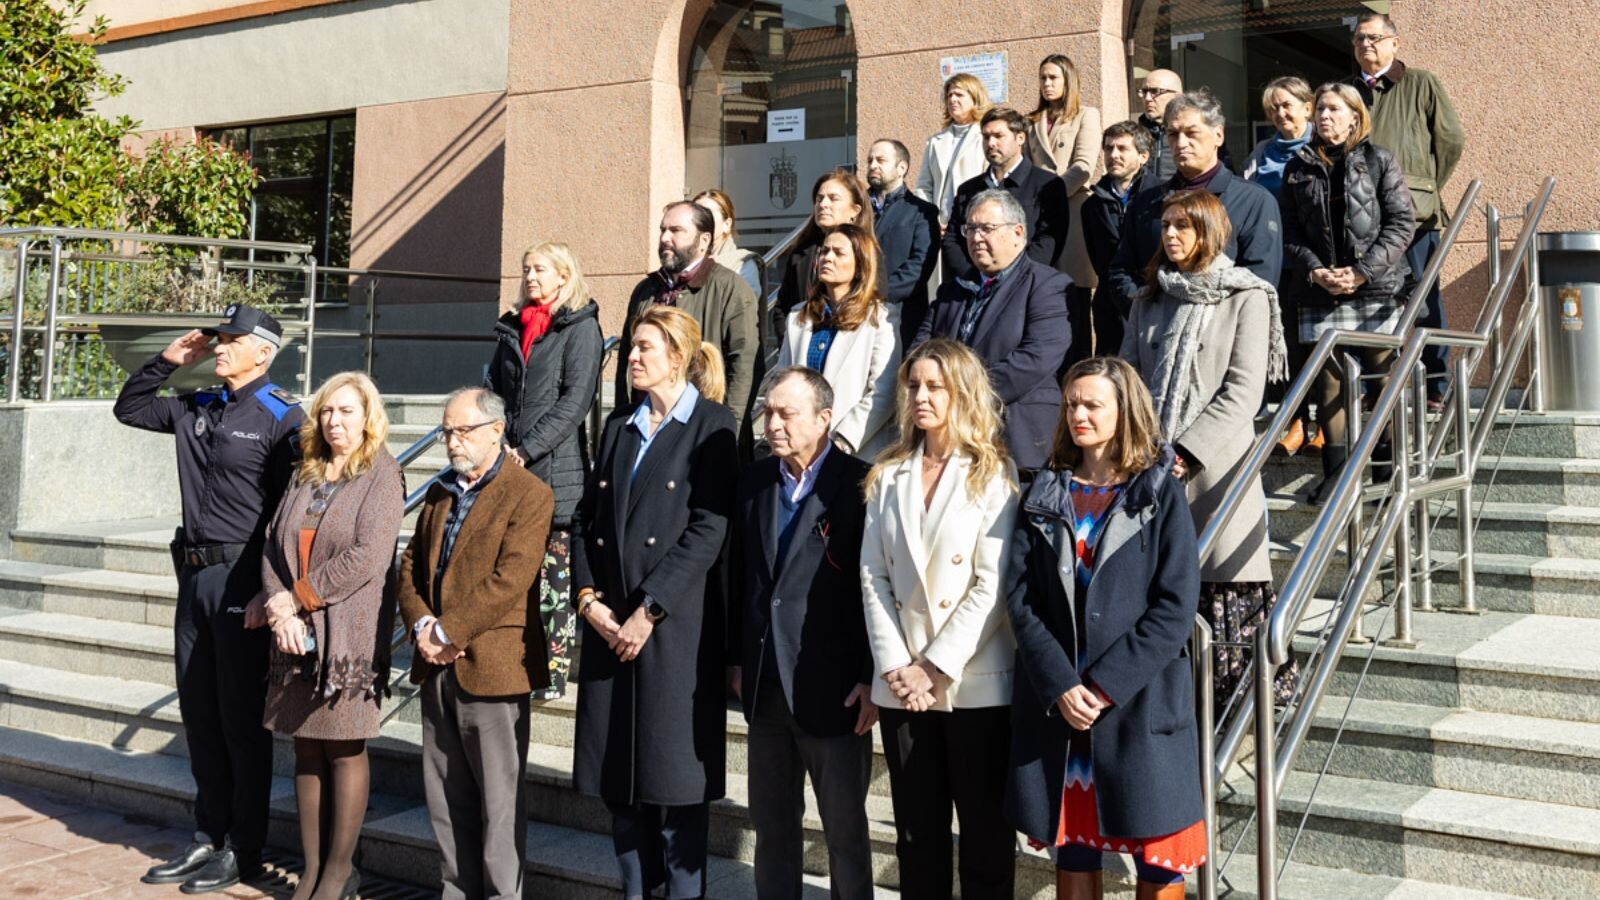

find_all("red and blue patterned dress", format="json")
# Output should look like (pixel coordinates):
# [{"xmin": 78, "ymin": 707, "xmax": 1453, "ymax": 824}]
[{"xmin": 1052, "ymin": 478, "xmax": 1208, "ymax": 874}]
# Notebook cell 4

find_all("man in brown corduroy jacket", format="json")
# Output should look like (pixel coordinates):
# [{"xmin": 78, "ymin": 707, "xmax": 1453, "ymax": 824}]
[{"xmin": 397, "ymin": 387, "xmax": 552, "ymax": 900}]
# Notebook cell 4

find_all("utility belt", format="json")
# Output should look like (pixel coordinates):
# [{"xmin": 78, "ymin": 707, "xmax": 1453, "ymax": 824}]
[{"xmin": 168, "ymin": 527, "xmax": 257, "ymax": 574}]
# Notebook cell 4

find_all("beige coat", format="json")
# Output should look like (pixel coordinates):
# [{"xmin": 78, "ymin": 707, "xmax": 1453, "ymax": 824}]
[
  {"xmin": 1027, "ymin": 107, "xmax": 1103, "ymax": 288},
  {"xmin": 1120, "ymin": 286, "xmax": 1273, "ymax": 583},
  {"xmin": 777, "ymin": 305, "xmax": 901, "ymax": 458},
  {"xmin": 860, "ymin": 449, "xmax": 1018, "ymax": 711},
  {"xmin": 914, "ymin": 122, "xmax": 987, "ymax": 226}
]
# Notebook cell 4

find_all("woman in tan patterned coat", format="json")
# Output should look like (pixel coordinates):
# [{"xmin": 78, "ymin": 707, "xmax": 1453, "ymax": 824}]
[{"xmin": 259, "ymin": 371, "xmax": 405, "ymax": 900}]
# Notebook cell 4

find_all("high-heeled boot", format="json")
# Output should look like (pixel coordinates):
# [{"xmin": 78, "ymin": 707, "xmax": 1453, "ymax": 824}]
[
  {"xmin": 1134, "ymin": 879, "xmax": 1187, "ymax": 899},
  {"xmin": 1056, "ymin": 868, "xmax": 1103, "ymax": 900},
  {"xmin": 1309, "ymin": 443, "xmax": 1349, "ymax": 505},
  {"xmin": 1276, "ymin": 418, "xmax": 1307, "ymax": 455}
]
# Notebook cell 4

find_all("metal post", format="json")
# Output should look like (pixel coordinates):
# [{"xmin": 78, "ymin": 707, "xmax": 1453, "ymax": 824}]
[
  {"xmin": 1525, "ymin": 200, "xmax": 1545, "ymax": 413},
  {"xmin": 7, "ymin": 240, "xmax": 30, "ymax": 403},
  {"xmin": 301, "ymin": 256, "xmax": 319, "ymax": 394},
  {"xmin": 1384, "ymin": 371, "xmax": 1417, "ymax": 648},
  {"xmin": 1193, "ymin": 621, "xmax": 1217, "ymax": 900},
  {"xmin": 1343, "ymin": 352, "xmax": 1371, "ymax": 644},
  {"xmin": 1254, "ymin": 629, "xmax": 1279, "ymax": 900},
  {"xmin": 1448, "ymin": 353, "xmax": 1480, "ymax": 614},
  {"xmin": 1484, "ymin": 204, "xmax": 1501, "ymax": 293},
  {"xmin": 38, "ymin": 240, "xmax": 63, "ymax": 403},
  {"xmin": 363, "ymin": 278, "xmax": 378, "ymax": 375},
  {"xmin": 1413, "ymin": 362, "xmax": 1436, "ymax": 613}
]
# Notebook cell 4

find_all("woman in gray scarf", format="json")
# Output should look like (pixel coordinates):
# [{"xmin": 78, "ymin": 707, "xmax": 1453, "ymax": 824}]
[{"xmin": 1119, "ymin": 189, "xmax": 1297, "ymax": 716}]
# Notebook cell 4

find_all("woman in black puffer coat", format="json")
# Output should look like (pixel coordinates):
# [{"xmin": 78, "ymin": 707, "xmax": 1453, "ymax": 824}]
[
  {"xmin": 487, "ymin": 241, "xmax": 603, "ymax": 698},
  {"xmin": 1280, "ymin": 82, "xmax": 1415, "ymax": 502}
]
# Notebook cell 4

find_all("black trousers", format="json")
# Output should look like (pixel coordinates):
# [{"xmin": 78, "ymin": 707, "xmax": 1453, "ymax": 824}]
[
  {"xmin": 606, "ymin": 799, "xmax": 709, "ymax": 900},
  {"xmin": 878, "ymin": 705, "xmax": 1014, "ymax": 900},
  {"xmin": 1091, "ymin": 287, "xmax": 1125, "ymax": 359},
  {"xmin": 747, "ymin": 681, "xmax": 873, "ymax": 900},
  {"xmin": 174, "ymin": 556, "xmax": 272, "ymax": 853},
  {"xmin": 1406, "ymin": 228, "xmax": 1448, "ymax": 398},
  {"xmin": 1064, "ymin": 285, "xmax": 1095, "ymax": 373}
]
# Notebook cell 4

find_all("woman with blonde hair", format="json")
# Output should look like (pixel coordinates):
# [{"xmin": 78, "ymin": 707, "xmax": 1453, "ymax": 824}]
[
  {"xmin": 1028, "ymin": 53, "xmax": 1104, "ymax": 364},
  {"xmin": 1120, "ymin": 189, "xmax": 1298, "ymax": 719},
  {"xmin": 259, "ymin": 371, "xmax": 405, "ymax": 900},
  {"xmin": 1280, "ymin": 82, "xmax": 1414, "ymax": 500},
  {"xmin": 571, "ymin": 303, "xmax": 736, "ymax": 899},
  {"xmin": 861, "ymin": 337, "xmax": 1019, "ymax": 899},
  {"xmin": 487, "ymin": 240, "xmax": 603, "ymax": 699},
  {"xmin": 915, "ymin": 72, "xmax": 993, "ymax": 297},
  {"xmin": 1004, "ymin": 356, "xmax": 1206, "ymax": 899},
  {"xmin": 693, "ymin": 188, "xmax": 764, "ymax": 299},
  {"xmin": 777, "ymin": 223, "xmax": 900, "ymax": 456}
]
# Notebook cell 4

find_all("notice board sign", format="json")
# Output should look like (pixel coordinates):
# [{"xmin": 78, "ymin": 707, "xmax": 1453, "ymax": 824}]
[
  {"xmin": 939, "ymin": 51, "xmax": 1008, "ymax": 103},
  {"xmin": 767, "ymin": 109, "xmax": 806, "ymax": 143}
]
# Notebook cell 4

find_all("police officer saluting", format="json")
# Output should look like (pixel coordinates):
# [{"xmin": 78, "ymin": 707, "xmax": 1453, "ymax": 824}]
[{"xmin": 114, "ymin": 305, "xmax": 303, "ymax": 894}]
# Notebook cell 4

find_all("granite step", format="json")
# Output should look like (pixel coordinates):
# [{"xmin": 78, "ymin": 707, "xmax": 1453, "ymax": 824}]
[
  {"xmin": 1266, "ymin": 497, "xmax": 1600, "ymax": 559},
  {"xmin": 1259, "ymin": 452, "xmax": 1600, "ymax": 507},
  {"xmin": 1289, "ymin": 602, "xmax": 1600, "ymax": 723},
  {"xmin": 0, "ymin": 725, "xmax": 891, "ymax": 899},
  {"xmin": 1298, "ymin": 694, "xmax": 1600, "ymax": 809},
  {"xmin": 1216, "ymin": 769, "xmax": 1600, "ymax": 898}
]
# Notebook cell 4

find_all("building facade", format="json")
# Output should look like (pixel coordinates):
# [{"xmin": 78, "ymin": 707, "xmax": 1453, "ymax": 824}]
[{"xmin": 88, "ymin": 0, "xmax": 1599, "ymax": 377}]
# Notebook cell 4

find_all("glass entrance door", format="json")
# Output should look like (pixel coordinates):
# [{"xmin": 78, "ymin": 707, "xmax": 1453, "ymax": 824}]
[{"xmin": 685, "ymin": 1, "xmax": 858, "ymax": 257}]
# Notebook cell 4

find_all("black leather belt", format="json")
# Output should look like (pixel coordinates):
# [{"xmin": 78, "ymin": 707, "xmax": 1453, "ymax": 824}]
[{"xmin": 183, "ymin": 542, "xmax": 251, "ymax": 569}]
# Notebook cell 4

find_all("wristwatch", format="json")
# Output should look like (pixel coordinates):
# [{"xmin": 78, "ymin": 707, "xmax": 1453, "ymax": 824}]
[{"xmin": 643, "ymin": 597, "xmax": 668, "ymax": 624}]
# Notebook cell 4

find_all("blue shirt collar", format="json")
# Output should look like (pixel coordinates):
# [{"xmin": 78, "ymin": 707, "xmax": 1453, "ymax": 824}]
[{"xmin": 629, "ymin": 382, "xmax": 701, "ymax": 435}]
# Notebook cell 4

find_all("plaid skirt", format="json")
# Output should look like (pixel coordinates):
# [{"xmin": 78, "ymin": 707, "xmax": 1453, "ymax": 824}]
[{"xmin": 1299, "ymin": 298, "xmax": 1401, "ymax": 343}]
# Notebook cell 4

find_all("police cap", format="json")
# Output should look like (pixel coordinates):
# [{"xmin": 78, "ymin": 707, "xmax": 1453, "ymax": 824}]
[{"xmin": 202, "ymin": 304, "xmax": 283, "ymax": 348}]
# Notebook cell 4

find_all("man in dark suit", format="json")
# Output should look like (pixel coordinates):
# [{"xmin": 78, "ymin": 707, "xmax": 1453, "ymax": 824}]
[
  {"xmin": 916, "ymin": 189, "xmax": 1072, "ymax": 475},
  {"xmin": 941, "ymin": 106, "xmax": 1071, "ymax": 281},
  {"xmin": 1083, "ymin": 119, "xmax": 1152, "ymax": 356},
  {"xmin": 730, "ymin": 366, "xmax": 875, "ymax": 900},
  {"xmin": 1106, "ymin": 90, "xmax": 1282, "ymax": 316},
  {"xmin": 866, "ymin": 138, "xmax": 941, "ymax": 344}
]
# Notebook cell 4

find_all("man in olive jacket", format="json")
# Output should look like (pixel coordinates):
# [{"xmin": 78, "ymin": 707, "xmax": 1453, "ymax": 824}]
[
  {"xmin": 397, "ymin": 387, "xmax": 552, "ymax": 900},
  {"xmin": 615, "ymin": 201, "xmax": 760, "ymax": 436},
  {"xmin": 1346, "ymin": 11, "xmax": 1466, "ymax": 402}
]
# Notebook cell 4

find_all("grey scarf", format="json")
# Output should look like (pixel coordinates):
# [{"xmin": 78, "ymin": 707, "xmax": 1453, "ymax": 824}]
[{"xmin": 1148, "ymin": 256, "xmax": 1289, "ymax": 440}]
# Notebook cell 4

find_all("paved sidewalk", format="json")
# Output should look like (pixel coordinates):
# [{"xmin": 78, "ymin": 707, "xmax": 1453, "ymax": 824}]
[{"xmin": 0, "ymin": 784, "xmax": 291, "ymax": 899}]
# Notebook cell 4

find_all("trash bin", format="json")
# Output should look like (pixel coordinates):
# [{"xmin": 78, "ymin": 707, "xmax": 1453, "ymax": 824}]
[{"xmin": 1537, "ymin": 231, "xmax": 1600, "ymax": 411}]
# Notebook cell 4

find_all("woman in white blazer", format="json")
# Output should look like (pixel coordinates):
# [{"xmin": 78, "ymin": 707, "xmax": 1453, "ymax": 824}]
[
  {"xmin": 914, "ymin": 72, "xmax": 992, "ymax": 297},
  {"xmin": 860, "ymin": 337, "xmax": 1019, "ymax": 900},
  {"xmin": 776, "ymin": 223, "xmax": 899, "ymax": 458}
]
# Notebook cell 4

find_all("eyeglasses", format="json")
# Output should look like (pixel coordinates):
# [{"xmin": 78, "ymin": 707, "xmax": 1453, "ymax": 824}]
[
  {"xmin": 1352, "ymin": 33, "xmax": 1395, "ymax": 46},
  {"xmin": 438, "ymin": 421, "xmax": 497, "ymax": 442},
  {"xmin": 960, "ymin": 222, "xmax": 1011, "ymax": 238},
  {"xmin": 1137, "ymin": 87, "xmax": 1176, "ymax": 99},
  {"xmin": 309, "ymin": 480, "xmax": 343, "ymax": 515}
]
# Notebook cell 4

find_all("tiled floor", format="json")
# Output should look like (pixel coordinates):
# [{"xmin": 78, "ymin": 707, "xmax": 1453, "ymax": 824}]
[{"xmin": 0, "ymin": 785, "xmax": 292, "ymax": 899}]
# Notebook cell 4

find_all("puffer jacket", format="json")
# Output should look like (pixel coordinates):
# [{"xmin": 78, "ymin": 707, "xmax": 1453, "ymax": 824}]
[
  {"xmin": 486, "ymin": 300, "xmax": 603, "ymax": 527},
  {"xmin": 1279, "ymin": 139, "xmax": 1415, "ymax": 307}
]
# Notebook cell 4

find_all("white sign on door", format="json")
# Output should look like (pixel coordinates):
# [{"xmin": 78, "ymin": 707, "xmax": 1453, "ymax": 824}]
[{"xmin": 767, "ymin": 109, "xmax": 806, "ymax": 143}]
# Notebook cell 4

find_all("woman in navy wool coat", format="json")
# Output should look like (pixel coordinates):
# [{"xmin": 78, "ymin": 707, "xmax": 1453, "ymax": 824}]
[{"xmin": 1003, "ymin": 356, "xmax": 1205, "ymax": 900}]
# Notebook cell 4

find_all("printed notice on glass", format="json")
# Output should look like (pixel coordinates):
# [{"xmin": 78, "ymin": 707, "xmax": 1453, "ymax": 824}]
[
  {"xmin": 767, "ymin": 109, "xmax": 806, "ymax": 143},
  {"xmin": 939, "ymin": 51, "xmax": 1007, "ymax": 103}
]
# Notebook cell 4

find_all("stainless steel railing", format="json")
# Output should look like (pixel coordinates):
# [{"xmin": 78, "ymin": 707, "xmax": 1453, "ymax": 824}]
[{"xmin": 1216, "ymin": 175, "xmax": 1555, "ymax": 900}]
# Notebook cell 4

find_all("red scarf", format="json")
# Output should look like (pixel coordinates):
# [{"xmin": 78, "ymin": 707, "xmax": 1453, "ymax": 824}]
[{"xmin": 519, "ymin": 302, "xmax": 554, "ymax": 360}]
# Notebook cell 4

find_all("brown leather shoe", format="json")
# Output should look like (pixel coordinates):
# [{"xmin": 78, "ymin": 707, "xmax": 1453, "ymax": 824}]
[
  {"xmin": 1276, "ymin": 418, "xmax": 1306, "ymax": 456},
  {"xmin": 1057, "ymin": 868, "xmax": 1104, "ymax": 900},
  {"xmin": 1306, "ymin": 424, "xmax": 1326, "ymax": 453}
]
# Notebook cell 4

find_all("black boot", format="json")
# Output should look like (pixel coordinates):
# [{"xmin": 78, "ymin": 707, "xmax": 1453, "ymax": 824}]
[
  {"xmin": 141, "ymin": 840, "xmax": 214, "ymax": 884},
  {"xmin": 1309, "ymin": 444, "xmax": 1349, "ymax": 505}
]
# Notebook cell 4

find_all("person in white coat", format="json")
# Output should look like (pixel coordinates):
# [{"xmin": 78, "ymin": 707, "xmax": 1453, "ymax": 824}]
[
  {"xmin": 777, "ymin": 223, "xmax": 899, "ymax": 458},
  {"xmin": 860, "ymin": 337, "xmax": 1019, "ymax": 900},
  {"xmin": 915, "ymin": 72, "xmax": 993, "ymax": 296}
]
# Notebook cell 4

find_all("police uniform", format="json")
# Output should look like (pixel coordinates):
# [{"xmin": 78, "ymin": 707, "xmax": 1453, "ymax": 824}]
[{"xmin": 113, "ymin": 306, "xmax": 303, "ymax": 888}]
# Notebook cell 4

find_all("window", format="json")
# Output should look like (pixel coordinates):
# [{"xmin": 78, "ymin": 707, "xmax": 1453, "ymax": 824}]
[
  {"xmin": 685, "ymin": 1, "xmax": 857, "ymax": 256},
  {"xmin": 212, "ymin": 115, "xmax": 355, "ymax": 267},
  {"xmin": 1127, "ymin": 1, "xmax": 1391, "ymax": 154}
]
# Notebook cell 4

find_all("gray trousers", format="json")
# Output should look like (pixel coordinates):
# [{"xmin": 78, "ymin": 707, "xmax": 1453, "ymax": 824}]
[
  {"xmin": 421, "ymin": 668, "xmax": 529, "ymax": 900},
  {"xmin": 748, "ymin": 680, "xmax": 873, "ymax": 900}
]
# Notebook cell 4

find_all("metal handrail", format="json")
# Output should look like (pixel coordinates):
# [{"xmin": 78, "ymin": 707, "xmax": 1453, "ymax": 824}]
[
  {"xmin": 0, "ymin": 226, "xmax": 312, "ymax": 254},
  {"xmin": 1236, "ymin": 176, "xmax": 1555, "ymax": 900}
]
